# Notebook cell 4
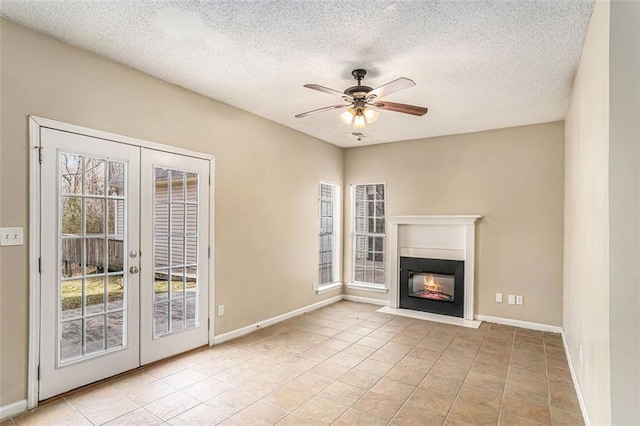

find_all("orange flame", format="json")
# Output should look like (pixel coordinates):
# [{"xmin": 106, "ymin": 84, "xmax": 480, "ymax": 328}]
[{"xmin": 423, "ymin": 275, "xmax": 445, "ymax": 293}]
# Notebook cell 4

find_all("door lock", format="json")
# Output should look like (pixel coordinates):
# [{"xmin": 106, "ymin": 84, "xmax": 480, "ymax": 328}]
[
  {"xmin": 129, "ymin": 266, "xmax": 139, "ymax": 274},
  {"xmin": 129, "ymin": 250, "xmax": 138, "ymax": 258}
]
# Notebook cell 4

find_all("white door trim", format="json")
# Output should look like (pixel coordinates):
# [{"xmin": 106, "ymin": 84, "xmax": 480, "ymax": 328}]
[
  {"xmin": 29, "ymin": 116, "xmax": 214, "ymax": 161},
  {"xmin": 28, "ymin": 118, "xmax": 42, "ymax": 410},
  {"xmin": 27, "ymin": 116, "xmax": 216, "ymax": 409},
  {"xmin": 207, "ymin": 161, "xmax": 216, "ymax": 346}
]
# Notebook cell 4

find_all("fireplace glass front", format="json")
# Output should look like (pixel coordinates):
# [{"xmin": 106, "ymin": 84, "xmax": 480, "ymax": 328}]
[
  {"xmin": 399, "ymin": 256, "xmax": 464, "ymax": 317},
  {"xmin": 409, "ymin": 272, "xmax": 455, "ymax": 302}
]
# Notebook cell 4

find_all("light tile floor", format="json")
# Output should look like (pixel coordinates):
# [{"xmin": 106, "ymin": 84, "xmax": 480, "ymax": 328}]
[{"xmin": 4, "ymin": 301, "xmax": 584, "ymax": 425}]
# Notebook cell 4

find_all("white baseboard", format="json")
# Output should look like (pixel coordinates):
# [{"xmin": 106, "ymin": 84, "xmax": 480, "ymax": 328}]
[
  {"xmin": 342, "ymin": 295, "xmax": 390, "ymax": 306},
  {"xmin": 561, "ymin": 332, "xmax": 591, "ymax": 425},
  {"xmin": 213, "ymin": 295, "xmax": 343, "ymax": 344},
  {"xmin": 1, "ymin": 399, "xmax": 27, "ymax": 421},
  {"xmin": 475, "ymin": 315, "xmax": 563, "ymax": 333}
]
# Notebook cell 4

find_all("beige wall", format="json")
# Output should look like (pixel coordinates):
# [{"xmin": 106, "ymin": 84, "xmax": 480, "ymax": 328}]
[
  {"xmin": 563, "ymin": 1, "xmax": 611, "ymax": 423},
  {"xmin": 0, "ymin": 19, "xmax": 343, "ymax": 405},
  {"xmin": 344, "ymin": 123, "xmax": 565, "ymax": 325},
  {"xmin": 608, "ymin": 0, "xmax": 639, "ymax": 422}
]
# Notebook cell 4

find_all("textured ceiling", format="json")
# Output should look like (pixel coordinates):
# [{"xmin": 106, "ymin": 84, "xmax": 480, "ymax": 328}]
[{"xmin": 1, "ymin": 1, "xmax": 594, "ymax": 147}]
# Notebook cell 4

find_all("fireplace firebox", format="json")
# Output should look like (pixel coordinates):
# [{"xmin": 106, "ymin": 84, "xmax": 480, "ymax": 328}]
[{"xmin": 399, "ymin": 257, "xmax": 465, "ymax": 317}]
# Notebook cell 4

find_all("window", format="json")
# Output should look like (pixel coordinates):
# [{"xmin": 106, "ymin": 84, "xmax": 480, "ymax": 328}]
[
  {"xmin": 318, "ymin": 182, "xmax": 339, "ymax": 289},
  {"xmin": 352, "ymin": 184, "xmax": 386, "ymax": 287}
]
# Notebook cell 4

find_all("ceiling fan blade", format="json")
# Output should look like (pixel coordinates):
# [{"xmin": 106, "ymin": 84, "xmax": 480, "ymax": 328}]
[
  {"xmin": 367, "ymin": 77, "xmax": 416, "ymax": 100},
  {"xmin": 295, "ymin": 104, "xmax": 351, "ymax": 118},
  {"xmin": 303, "ymin": 84, "xmax": 352, "ymax": 98},
  {"xmin": 373, "ymin": 101, "xmax": 428, "ymax": 116}
]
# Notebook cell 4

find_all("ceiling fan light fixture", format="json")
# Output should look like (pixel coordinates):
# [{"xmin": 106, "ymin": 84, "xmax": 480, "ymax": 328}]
[
  {"xmin": 352, "ymin": 111, "xmax": 367, "ymax": 129},
  {"xmin": 340, "ymin": 108, "xmax": 356, "ymax": 125},
  {"xmin": 363, "ymin": 107, "xmax": 379, "ymax": 124},
  {"xmin": 340, "ymin": 106, "xmax": 377, "ymax": 129}
]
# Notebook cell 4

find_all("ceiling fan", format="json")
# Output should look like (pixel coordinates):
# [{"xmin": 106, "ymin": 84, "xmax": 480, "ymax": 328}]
[{"xmin": 295, "ymin": 69, "xmax": 428, "ymax": 129}]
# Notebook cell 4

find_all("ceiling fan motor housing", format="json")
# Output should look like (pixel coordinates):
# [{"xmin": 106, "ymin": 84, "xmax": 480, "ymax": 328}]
[
  {"xmin": 344, "ymin": 86, "xmax": 373, "ymax": 99},
  {"xmin": 345, "ymin": 69, "xmax": 373, "ymax": 99}
]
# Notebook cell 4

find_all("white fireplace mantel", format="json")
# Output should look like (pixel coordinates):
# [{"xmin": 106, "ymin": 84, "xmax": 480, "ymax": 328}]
[{"xmin": 387, "ymin": 215, "xmax": 481, "ymax": 321}]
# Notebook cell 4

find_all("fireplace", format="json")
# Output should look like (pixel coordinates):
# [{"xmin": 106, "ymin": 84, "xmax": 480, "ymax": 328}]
[
  {"xmin": 387, "ymin": 216, "xmax": 481, "ymax": 322},
  {"xmin": 399, "ymin": 256, "xmax": 465, "ymax": 317}
]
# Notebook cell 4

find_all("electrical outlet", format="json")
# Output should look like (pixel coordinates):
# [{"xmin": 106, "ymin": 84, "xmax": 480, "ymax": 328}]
[
  {"xmin": 516, "ymin": 295, "xmax": 524, "ymax": 305},
  {"xmin": 507, "ymin": 295, "xmax": 515, "ymax": 304},
  {"xmin": 0, "ymin": 227, "xmax": 24, "ymax": 246},
  {"xmin": 218, "ymin": 305, "xmax": 224, "ymax": 316},
  {"xmin": 496, "ymin": 293, "xmax": 503, "ymax": 303}
]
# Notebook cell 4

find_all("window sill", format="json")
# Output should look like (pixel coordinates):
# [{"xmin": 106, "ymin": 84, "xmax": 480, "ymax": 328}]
[
  {"xmin": 316, "ymin": 282, "xmax": 343, "ymax": 295},
  {"xmin": 346, "ymin": 282, "xmax": 389, "ymax": 293}
]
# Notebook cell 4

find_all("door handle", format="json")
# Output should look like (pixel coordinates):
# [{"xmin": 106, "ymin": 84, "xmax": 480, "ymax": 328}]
[{"xmin": 129, "ymin": 266, "xmax": 139, "ymax": 274}]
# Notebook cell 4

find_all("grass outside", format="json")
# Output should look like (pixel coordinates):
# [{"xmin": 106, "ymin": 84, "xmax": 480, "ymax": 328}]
[
  {"xmin": 62, "ymin": 278, "xmax": 195, "ymax": 310},
  {"xmin": 62, "ymin": 276, "xmax": 123, "ymax": 311},
  {"xmin": 154, "ymin": 280, "xmax": 197, "ymax": 294}
]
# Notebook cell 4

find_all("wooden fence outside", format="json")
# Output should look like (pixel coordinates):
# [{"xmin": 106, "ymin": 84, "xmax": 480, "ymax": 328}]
[{"xmin": 61, "ymin": 238, "xmax": 124, "ymax": 275}]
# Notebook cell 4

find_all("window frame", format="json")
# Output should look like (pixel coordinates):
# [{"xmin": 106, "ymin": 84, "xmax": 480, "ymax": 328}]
[
  {"xmin": 349, "ymin": 183, "xmax": 388, "ymax": 293},
  {"xmin": 316, "ymin": 181, "xmax": 342, "ymax": 294}
]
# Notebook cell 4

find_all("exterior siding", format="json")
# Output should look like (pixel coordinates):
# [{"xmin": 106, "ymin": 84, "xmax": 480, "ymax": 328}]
[{"xmin": 154, "ymin": 178, "xmax": 198, "ymax": 270}]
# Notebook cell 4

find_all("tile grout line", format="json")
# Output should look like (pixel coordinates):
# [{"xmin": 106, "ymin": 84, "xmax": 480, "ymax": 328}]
[
  {"xmin": 503, "ymin": 330, "xmax": 555, "ymax": 426},
  {"xmin": 432, "ymin": 328, "xmax": 466, "ymax": 424},
  {"xmin": 441, "ymin": 325, "xmax": 492, "ymax": 424},
  {"xmin": 322, "ymin": 315, "xmax": 432, "ymax": 425},
  {"xmin": 544, "ymin": 334, "xmax": 554, "ymax": 425},
  {"xmin": 310, "ymin": 312, "xmax": 383, "ymax": 425},
  {"xmin": 275, "ymin": 310, "xmax": 395, "ymax": 425},
  {"xmin": 388, "ymin": 323, "xmax": 469, "ymax": 424},
  {"xmin": 378, "ymin": 321, "xmax": 436, "ymax": 425},
  {"xmin": 62, "ymin": 395, "xmax": 95, "ymax": 425},
  {"xmin": 344, "ymin": 319, "xmax": 416, "ymax": 425},
  {"xmin": 496, "ymin": 327, "xmax": 516, "ymax": 426}
]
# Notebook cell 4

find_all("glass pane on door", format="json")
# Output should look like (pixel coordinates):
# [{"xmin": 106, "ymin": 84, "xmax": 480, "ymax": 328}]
[
  {"xmin": 59, "ymin": 153, "xmax": 127, "ymax": 364},
  {"xmin": 153, "ymin": 167, "xmax": 200, "ymax": 337}
]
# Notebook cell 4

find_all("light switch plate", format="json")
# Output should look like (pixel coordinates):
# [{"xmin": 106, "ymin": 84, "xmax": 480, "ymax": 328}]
[
  {"xmin": 0, "ymin": 227, "xmax": 24, "ymax": 246},
  {"xmin": 507, "ymin": 294, "xmax": 516, "ymax": 305}
]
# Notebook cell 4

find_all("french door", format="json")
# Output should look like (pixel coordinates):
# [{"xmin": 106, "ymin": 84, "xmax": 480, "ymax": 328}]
[
  {"xmin": 140, "ymin": 148, "xmax": 209, "ymax": 364},
  {"xmin": 38, "ymin": 128, "xmax": 210, "ymax": 400}
]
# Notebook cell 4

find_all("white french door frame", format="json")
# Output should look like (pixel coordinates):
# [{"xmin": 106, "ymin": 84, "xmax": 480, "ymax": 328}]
[{"xmin": 27, "ymin": 116, "xmax": 216, "ymax": 409}]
